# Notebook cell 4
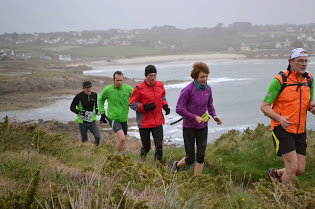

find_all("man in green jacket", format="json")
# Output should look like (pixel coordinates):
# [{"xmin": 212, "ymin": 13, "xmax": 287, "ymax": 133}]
[{"xmin": 98, "ymin": 71, "xmax": 134, "ymax": 155}]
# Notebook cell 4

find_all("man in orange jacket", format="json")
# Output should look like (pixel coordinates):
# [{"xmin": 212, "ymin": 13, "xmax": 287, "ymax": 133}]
[
  {"xmin": 130, "ymin": 65, "xmax": 170, "ymax": 163},
  {"xmin": 261, "ymin": 48, "xmax": 315, "ymax": 185}
]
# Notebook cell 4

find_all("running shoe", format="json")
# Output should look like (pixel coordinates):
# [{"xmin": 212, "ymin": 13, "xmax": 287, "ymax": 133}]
[
  {"xmin": 172, "ymin": 161, "xmax": 179, "ymax": 171},
  {"xmin": 267, "ymin": 168, "xmax": 282, "ymax": 182}
]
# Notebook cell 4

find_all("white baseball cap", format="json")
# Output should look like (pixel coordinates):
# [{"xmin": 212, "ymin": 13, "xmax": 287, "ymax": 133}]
[{"xmin": 290, "ymin": 48, "xmax": 308, "ymax": 59}]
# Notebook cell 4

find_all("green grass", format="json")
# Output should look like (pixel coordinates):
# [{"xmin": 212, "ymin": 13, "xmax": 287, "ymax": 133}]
[
  {"xmin": 0, "ymin": 72, "xmax": 26, "ymax": 80},
  {"xmin": 28, "ymin": 70, "xmax": 75, "ymax": 78},
  {"xmin": 1, "ymin": 43, "xmax": 163, "ymax": 60},
  {"xmin": 1, "ymin": 117, "xmax": 315, "ymax": 208},
  {"xmin": 65, "ymin": 45, "xmax": 162, "ymax": 58}
]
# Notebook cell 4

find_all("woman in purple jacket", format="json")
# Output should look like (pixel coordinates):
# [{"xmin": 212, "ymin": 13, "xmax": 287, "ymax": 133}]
[{"xmin": 173, "ymin": 62, "xmax": 222, "ymax": 175}]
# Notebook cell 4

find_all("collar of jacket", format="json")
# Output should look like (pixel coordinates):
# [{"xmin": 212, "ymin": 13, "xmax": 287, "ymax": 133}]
[
  {"xmin": 144, "ymin": 78, "xmax": 156, "ymax": 86},
  {"xmin": 288, "ymin": 70, "xmax": 305, "ymax": 81},
  {"xmin": 113, "ymin": 83, "xmax": 122, "ymax": 90},
  {"xmin": 82, "ymin": 91, "xmax": 92, "ymax": 96}
]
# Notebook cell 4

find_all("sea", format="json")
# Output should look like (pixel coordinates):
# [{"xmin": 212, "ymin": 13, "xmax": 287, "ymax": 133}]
[{"xmin": 1, "ymin": 59, "xmax": 315, "ymax": 145}]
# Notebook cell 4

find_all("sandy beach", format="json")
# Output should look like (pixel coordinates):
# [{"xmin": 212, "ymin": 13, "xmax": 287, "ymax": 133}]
[{"xmin": 84, "ymin": 53, "xmax": 246, "ymax": 68}]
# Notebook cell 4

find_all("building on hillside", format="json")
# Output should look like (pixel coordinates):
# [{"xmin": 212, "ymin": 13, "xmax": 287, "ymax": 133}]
[
  {"xmin": 275, "ymin": 43, "xmax": 282, "ymax": 49},
  {"xmin": 21, "ymin": 53, "xmax": 31, "ymax": 60},
  {"xmin": 228, "ymin": 47, "xmax": 235, "ymax": 52},
  {"xmin": 16, "ymin": 40, "xmax": 25, "ymax": 44},
  {"xmin": 307, "ymin": 36, "xmax": 315, "ymax": 42},
  {"xmin": 59, "ymin": 55, "xmax": 72, "ymax": 61},
  {"xmin": 240, "ymin": 43, "xmax": 250, "ymax": 52},
  {"xmin": 297, "ymin": 34, "xmax": 307, "ymax": 40},
  {"xmin": 286, "ymin": 27, "xmax": 296, "ymax": 33},
  {"xmin": 283, "ymin": 40, "xmax": 291, "ymax": 48},
  {"xmin": 1, "ymin": 49, "xmax": 15, "ymax": 57},
  {"xmin": 40, "ymin": 56, "xmax": 53, "ymax": 60}
]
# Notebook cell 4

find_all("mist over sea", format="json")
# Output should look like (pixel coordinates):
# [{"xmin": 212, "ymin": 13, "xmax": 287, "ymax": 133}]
[{"xmin": 2, "ymin": 59, "xmax": 315, "ymax": 144}]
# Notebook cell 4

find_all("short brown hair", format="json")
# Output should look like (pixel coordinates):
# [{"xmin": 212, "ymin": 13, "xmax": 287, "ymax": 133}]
[
  {"xmin": 190, "ymin": 62, "xmax": 209, "ymax": 79},
  {"xmin": 113, "ymin": 71, "xmax": 124, "ymax": 79}
]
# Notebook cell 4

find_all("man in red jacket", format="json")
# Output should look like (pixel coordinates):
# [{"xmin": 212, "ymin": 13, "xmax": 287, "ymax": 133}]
[{"xmin": 130, "ymin": 65, "xmax": 170, "ymax": 163}]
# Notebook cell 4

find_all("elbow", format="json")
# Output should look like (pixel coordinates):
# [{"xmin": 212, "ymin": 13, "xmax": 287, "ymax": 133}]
[
  {"xmin": 260, "ymin": 101, "xmax": 266, "ymax": 113},
  {"xmin": 130, "ymin": 102, "xmax": 140, "ymax": 111},
  {"xmin": 260, "ymin": 105, "xmax": 266, "ymax": 115},
  {"xmin": 260, "ymin": 102, "xmax": 270, "ymax": 116},
  {"xmin": 260, "ymin": 105, "xmax": 264, "ymax": 113}
]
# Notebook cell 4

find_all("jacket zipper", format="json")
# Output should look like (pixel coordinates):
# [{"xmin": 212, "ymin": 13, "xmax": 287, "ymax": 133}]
[
  {"xmin": 297, "ymin": 87, "xmax": 301, "ymax": 133},
  {"xmin": 296, "ymin": 75, "xmax": 302, "ymax": 133},
  {"xmin": 153, "ymin": 86, "xmax": 157, "ymax": 127}
]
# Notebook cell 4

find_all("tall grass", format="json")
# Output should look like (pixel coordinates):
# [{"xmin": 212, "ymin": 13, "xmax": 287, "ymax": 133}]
[{"xmin": 1, "ymin": 117, "xmax": 315, "ymax": 208}]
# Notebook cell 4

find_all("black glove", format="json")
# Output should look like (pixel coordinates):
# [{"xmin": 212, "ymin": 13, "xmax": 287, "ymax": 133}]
[
  {"xmin": 95, "ymin": 109, "xmax": 99, "ymax": 115},
  {"xmin": 100, "ymin": 114, "xmax": 108, "ymax": 124},
  {"xmin": 143, "ymin": 103, "xmax": 156, "ymax": 111},
  {"xmin": 79, "ymin": 110, "xmax": 86, "ymax": 116},
  {"xmin": 163, "ymin": 105, "xmax": 170, "ymax": 115}
]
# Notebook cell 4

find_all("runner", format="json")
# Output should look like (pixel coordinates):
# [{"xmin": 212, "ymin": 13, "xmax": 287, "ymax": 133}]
[
  {"xmin": 261, "ymin": 48, "xmax": 315, "ymax": 185},
  {"xmin": 70, "ymin": 81, "xmax": 100, "ymax": 146},
  {"xmin": 98, "ymin": 71, "xmax": 133, "ymax": 155},
  {"xmin": 172, "ymin": 62, "xmax": 222, "ymax": 175},
  {"xmin": 130, "ymin": 65, "xmax": 170, "ymax": 163}
]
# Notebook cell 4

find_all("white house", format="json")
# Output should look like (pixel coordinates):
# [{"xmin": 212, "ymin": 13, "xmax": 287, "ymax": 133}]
[
  {"xmin": 1, "ymin": 49, "xmax": 15, "ymax": 56},
  {"xmin": 240, "ymin": 43, "xmax": 250, "ymax": 51},
  {"xmin": 21, "ymin": 53, "xmax": 31, "ymax": 60},
  {"xmin": 40, "ymin": 56, "xmax": 52, "ymax": 60},
  {"xmin": 275, "ymin": 43, "xmax": 282, "ymax": 49},
  {"xmin": 59, "ymin": 55, "xmax": 72, "ymax": 61}
]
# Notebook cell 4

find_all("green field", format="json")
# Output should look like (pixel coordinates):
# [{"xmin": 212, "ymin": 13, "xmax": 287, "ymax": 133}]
[
  {"xmin": 65, "ymin": 45, "xmax": 162, "ymax": 58},
  {"xmin": 1, "ymin": 43, "xmax": 163, "ymax": 60}
]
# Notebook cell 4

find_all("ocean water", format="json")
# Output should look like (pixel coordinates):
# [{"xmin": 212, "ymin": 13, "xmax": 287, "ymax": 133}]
[{"xmin": 2, "ymin": 59, "xmax": 315, "ymax": 144}]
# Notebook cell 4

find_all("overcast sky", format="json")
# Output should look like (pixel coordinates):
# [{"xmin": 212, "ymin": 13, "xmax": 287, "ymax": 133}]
[{"xmin": 1, "ymin": 0, "xmax": 315, "ymax": 34}]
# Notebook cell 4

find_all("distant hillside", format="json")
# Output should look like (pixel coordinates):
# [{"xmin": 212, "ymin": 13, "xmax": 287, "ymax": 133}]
[{"xmin": 1, "ymin": 22, "xmax": 315, "ymax": 61}]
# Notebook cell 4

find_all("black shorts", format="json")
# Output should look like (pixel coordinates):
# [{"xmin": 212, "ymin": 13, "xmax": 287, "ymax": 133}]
[
  {"xmin": 108, "ymin": 120, "xmax": 128, "ymax": 135},
  {"xmin": 272, "ymin": 126, "xmax": 307, "ymax": 156}
]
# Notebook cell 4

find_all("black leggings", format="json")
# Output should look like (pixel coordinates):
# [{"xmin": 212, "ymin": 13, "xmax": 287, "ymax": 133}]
[
  {"xmin": 183, "ymin": 127, "xmax": 208, "ymax": 165},
  {"xmin": 139, "ymin": 125, "xmax": 163, "ymax": 161}
]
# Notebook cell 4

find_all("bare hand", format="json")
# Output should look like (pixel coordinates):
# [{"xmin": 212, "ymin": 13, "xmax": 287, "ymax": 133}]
[
  {"xmin": 309, "ymin": 103, "xmax": 315, "ymax": 115},
  {"xmin": 310, "ymin": 107, "xmax": 315, "ymax": 115},
  {"xmin": 196, "ymin": 115, "xmax": 206, "ymax": 124},
  {"xmin": 213, "ymin": 116, "xmax": 222, "ymax": 125},
  {"xmin": 279, "ymin": 116, "xmax": 292, "ymax": 130}
]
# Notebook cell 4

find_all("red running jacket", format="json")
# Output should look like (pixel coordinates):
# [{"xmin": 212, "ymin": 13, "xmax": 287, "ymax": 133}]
[{"xmin": 130, "ymin": 78, "xmax": 168, "ymax": 128}]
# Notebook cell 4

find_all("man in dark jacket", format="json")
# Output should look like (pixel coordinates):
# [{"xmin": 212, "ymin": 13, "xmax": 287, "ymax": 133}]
[
  {"xmin": 130, "ymin": 65, "xmax": 170, "ymax": 162},
  {"xmin": 70, "ymin": 81, "xmax": 100, "ymax": 145}
]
